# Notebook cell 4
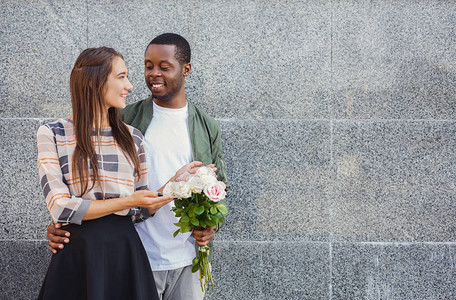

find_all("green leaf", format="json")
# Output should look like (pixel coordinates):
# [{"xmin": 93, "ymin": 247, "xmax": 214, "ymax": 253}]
[
  {"xmin": 181, "ymin": 215, "xmax": 189, "ymax": 223},
  {"xmin": 206, "ymin": 219, "xmax": 216, "ymax": 227},
  {"xmin": 190, "ymin": 218, "xmax": 200, "ymax": 226},
  {"xmin": 191, "ymin": 263, "xmax": 200, "ymax": 273},
  {"xmin": 188, "ymin": 209, "xmax": 195, "ymax": 218},
  {"xmin": 173, "ymin": 228, "xmax": 180, "ymax": 238},
  {"xmin": 192, "ymin": 256, "xmax": 200, "ymax": 265},
  {"xmin": 194, "ymin": 206, "xmax": 205, "ymax": 215},
  {"xmin": 200, "ymin": 220, "xmax": 206, "ymax": 228},
  {"xmin": 210, "ymin": 206, "xmax": 217, "ymax": 214},
  {"xmin": 181, "ymin": 224, "xmax": 191, "ymax": 233},
  {"xmin": 211, "ymin": 215, "xmax": 220, "ymax": 223},
  {"xmin": 216, "ymin": 204, "xmax": 228, "ymax": 215}
]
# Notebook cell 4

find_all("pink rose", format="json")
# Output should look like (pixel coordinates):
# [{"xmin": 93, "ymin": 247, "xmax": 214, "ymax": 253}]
[{"xmin": 203, "ymin": 181, "xmax": 226, "ymax": 202}]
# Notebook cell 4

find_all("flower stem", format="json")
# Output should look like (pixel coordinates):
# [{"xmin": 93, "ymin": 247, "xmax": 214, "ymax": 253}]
[{"xmin": 197, "ymin": 245, "xmax": 214, "ymax": 295}]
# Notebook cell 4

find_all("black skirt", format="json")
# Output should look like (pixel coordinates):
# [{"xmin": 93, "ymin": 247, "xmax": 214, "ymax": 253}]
[{"xmin": 38, "ymin": 214, "xmax": 159, "ymax": 300}]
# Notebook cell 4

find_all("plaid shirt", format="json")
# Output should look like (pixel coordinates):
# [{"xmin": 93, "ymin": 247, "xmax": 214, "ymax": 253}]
[{"xmin": 37, "ymin": 118, "xmax": 149, "ymax": 225}]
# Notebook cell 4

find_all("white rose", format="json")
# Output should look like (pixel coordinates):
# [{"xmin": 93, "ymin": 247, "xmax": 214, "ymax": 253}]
[
  {"xmin": 163, "ymin": 182, "xmax": 175, "ymax": 197},
  {"xmin": 196, "ymin": 166, "xmax": 216, "ymax": 178},
  {"xmin": 203, "ymin": 181, "xmax": 226, "ymax": 202},
  {"xmin": 173, "ymin": 181, "xmax": 192, "ymax": 199},
  {"xmin": 200, "ymin": 174, "xmax": 217, "ymax": 185},
  {"xmin": 196, "ymin": 166, "xmax": 217, "ymax": 185},
  {"xmin": 187, "ymin": 175, "xmax": 205, "ymax": 193}
]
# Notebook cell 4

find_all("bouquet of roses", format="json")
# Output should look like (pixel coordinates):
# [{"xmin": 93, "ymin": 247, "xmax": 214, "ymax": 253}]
[{"xmin": 163, "ymin": 166, "xmax": 228, "ymax": 294}]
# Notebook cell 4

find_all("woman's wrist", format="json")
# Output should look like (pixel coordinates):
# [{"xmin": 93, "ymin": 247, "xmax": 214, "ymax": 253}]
[
  {"xmin": 124, "ymin": 195, "xmax": 136, "ymax": 208},
  {"xmin": 170, "ymin": 174, "xmax": 177, "ymax": 182}
]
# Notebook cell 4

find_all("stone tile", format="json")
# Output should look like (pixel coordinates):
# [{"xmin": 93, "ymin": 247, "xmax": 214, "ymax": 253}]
[
  {"xmin": 0, "ymin": 119, "xmax": 50, "ymax": 240},
  {"xmin": 332, "ymin": 1, "xmax": 456, "ymax": 119},
  {"xmin": 189, "ymin": 0, "xmax": 331, "ymax": 119},
  {"xmin": 1, "ymin": 0, "xmax": 86, "ymax": 56},
  {"xmin": 332, "ymin": 121, "xmax": 456, "ymax": 242},
  {"xmin": 0, "ymin": 0, "xmax": 86, "ymax": 118},
  {"xmin": 261, "ymin": 242, "xmax": 330, "ymax": 299},
  {"xmin": 332, "ymin": 242, "xmax": 456, "ymax": 300},
  {"xmin": 217, "ymin": 120, "xmax": 332, "ymax": 242},
  {"xmin": 87, "ymin": 0, "xmax": 192, "ymax": 58},
  {"xmin": 0, "ymin": 241, "xmax": 50, "ymax": 300},
  {"xmin": 0, "ymin": 55, "xmax": 74, "ymax": 118},
  {"xmin": 205, "ymin": 242, "xmax": 262, "ymax": 300}
]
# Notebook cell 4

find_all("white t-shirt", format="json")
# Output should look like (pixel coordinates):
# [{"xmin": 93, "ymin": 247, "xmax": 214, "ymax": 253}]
[{"xmin": 135, "ymin": 101, "xmax": 195, "ymax": 271}]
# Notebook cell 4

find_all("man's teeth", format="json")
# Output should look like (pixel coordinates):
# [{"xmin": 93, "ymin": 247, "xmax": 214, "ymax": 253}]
[{"xmin": 152, "ymin": 84, "xmax": 164, "ymax": 88}]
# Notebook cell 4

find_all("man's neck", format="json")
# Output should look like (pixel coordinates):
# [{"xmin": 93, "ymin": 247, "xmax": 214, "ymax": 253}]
[{"xmin": 153, "ymin": 91, "xmax": 187, "ymax": 109}]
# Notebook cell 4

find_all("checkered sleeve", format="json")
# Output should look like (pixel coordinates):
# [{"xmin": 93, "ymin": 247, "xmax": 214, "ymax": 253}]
[
  {"xmin": 37, "ymin": 125, "xmax": 90, "ymax": 225},
  {"xmin": 131, "ymin": 129, "xmax": 152, "ymax": 222},
  {"xmin": 114, "ymin": 127, "xmax": 151, "ymax": 219},
  {"xmin": 135, "ymin": 133, "xmax": 149, "ymax": 192}
]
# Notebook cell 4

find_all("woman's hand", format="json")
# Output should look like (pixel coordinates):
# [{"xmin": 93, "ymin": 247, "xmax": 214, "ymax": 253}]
[
  {"xmin": 82, "ymin": 191, "xmax": 173, "ymax": 221},
  {"xmin": 129, "ymin": 190, "xmax": 174, "ymax": 215}
]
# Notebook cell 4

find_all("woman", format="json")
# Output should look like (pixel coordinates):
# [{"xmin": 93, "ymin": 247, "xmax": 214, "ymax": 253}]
[{"xmin": 37, "ymin": 47, "xmax": 195, "ymax": 299}]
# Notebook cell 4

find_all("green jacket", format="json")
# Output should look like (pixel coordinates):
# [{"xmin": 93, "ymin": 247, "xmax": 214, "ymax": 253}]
[{"xmin": 120, "ymin": 96, "xmax": 229, "ymax": 188}]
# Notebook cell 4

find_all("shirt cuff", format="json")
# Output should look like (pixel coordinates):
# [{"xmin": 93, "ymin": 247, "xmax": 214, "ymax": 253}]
[{"xmin": 70, "ymin": 198, "xmax": 91, "ymax": 225}]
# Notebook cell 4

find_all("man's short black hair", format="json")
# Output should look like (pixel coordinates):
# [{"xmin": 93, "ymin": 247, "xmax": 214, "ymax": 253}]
[{"xmin": 148, "ymin": 33, "xmax": 191, "ymax": 65}]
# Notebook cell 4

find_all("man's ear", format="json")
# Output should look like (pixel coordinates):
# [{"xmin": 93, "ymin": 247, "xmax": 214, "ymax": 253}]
[{"xmin": 183, "ymin": 63, "xmax": 191, "ymax": 77}]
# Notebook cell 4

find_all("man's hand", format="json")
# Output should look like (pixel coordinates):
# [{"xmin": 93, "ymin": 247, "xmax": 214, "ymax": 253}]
[
  {"xmin": 47, "ymin": 222, "xmax": 70, "ymax": 254},
  {"xmin": 192, "ymin": 226, "xmax": 217, "ymax": 247}
]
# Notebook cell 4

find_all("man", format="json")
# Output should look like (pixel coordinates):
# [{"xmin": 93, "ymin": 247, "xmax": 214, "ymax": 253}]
[{"xmin": 47, "ymin": 33, "xmax": 229, "ymax": 299}]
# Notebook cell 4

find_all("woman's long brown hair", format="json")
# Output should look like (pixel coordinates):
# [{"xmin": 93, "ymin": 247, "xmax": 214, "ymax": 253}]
[{"xmin": 70, "ymin": 47, "xmax": 140, "ymax": 197}]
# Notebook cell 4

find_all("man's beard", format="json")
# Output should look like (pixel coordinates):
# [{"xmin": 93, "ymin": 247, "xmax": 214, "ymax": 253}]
[
  {"xmin": 153, "ymin": 89, "xmax": 178, "ymax": 102},
  {"xmin": 152, "ymin": 76, "xmax": 183, "ymax": 102}
]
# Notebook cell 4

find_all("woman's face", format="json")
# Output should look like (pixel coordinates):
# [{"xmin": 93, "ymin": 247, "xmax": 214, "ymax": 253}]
[{"xmin": 103, "ymin": 57, "xmax": 133, "ymax": 110}]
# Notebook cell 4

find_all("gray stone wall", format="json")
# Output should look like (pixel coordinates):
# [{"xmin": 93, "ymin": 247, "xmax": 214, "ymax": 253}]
[{"xmin": 1, "ymin": 1, "xmax": 455, "ymax": 299}]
